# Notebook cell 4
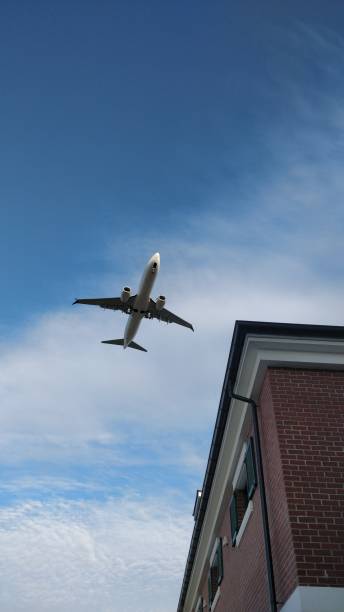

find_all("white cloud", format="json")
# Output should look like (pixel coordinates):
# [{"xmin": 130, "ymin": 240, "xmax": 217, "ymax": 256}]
[
  {"xmin": 0, "ymin": 302, "xmax": 221, "ymax": 469},
  {"xmin": 2, "ymin": 138, "xmax": 344, "ymax": 468},
  {"xmin": 0, "ymin": 495, "xmax": 192, "ymax": 612}
]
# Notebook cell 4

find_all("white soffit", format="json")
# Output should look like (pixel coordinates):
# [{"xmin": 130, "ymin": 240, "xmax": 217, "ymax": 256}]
[{"xmin": 236, "ymin": 334, "xmax": 344, "ymax": 400}]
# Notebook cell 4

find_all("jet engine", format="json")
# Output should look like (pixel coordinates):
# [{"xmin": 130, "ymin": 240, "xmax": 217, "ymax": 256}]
[
  {"xmin": 155, "ymin": 295, "xmax": 166, "ymax": 311},
  {"xmin": 121, "ymin": 286, "xmax": 131, "ymax": 303}
]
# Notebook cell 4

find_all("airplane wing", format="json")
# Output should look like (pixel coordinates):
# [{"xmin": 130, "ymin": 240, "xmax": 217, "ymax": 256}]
[
  {"xmin": 148, "ymin": 299, "xmax": 194, "ymax": 331},
  {"xmin": 73, "ymin": 296, "xmax": 136, "ymax": 312}
]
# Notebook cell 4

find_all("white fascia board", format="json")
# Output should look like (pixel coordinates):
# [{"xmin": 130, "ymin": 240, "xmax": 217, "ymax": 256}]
[{"xmin": 184, "ymin": 334, "xmax": 344, "ymax": 612}]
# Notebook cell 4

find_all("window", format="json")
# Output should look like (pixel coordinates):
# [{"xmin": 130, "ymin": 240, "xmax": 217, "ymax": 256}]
[
  {"xmin": 230, "ymin": 437, "xmax": 257, "ymax": 546},
  {"xmin": 195, "ymin": 596, "xmax": 204, "ymax": 612},
  {"xmin": 208, "ymin": 538, "xmax": 223, "ymax": 609}
]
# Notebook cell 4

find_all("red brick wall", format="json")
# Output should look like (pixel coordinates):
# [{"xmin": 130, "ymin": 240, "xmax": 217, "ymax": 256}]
[
  {"xmin": 263, "ymin": 368, "xmax": 344, "ymax": 591},
  {"xmin": 196, "ymin": 417, "xmax": 270, "ymax": 612},
  {"xmin": 193, "ymin": 368, "xmax": 344, "ymax": 612},
  {"xmin": 218, "ymin": 485, "xmax": 270, "ymax": 612},
  {"xmin": 196, "ymin": 483, "xmax": 269, "ymax": 612},
  {"xmin": 259, "ymin": 370, "xmax": 298, "ymax": 606}
]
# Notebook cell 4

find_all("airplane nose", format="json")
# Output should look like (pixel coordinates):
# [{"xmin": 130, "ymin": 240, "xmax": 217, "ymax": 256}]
[
  {"xmin": 152, "ymin": 253, "xmax": 160, "ymax": 271},
  {"xmin": 149, "ymin": 252, "xmax": 160, "ymax": 272}
]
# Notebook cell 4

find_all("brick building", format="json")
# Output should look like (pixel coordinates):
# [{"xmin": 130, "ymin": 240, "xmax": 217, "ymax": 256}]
[{"xmin": 177, "ymin": 321, "xmax": 344, "ymax": 612}]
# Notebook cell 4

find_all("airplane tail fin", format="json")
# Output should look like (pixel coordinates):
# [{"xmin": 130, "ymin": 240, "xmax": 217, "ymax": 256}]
[{"xmin": 101, "ymin": 339, "xmax": 147, "ymax": 352}]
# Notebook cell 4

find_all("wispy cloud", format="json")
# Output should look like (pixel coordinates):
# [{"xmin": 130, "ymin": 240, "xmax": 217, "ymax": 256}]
[{"xmin": 0, "ymin": 495, "xmax": 192, "ymax": 612}]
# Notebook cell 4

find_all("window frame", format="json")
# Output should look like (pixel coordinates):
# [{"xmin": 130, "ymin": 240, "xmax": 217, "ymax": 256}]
[
  {"xmin": 208, "ymin": 537, "xmax": 223, "ymax": 610},
  {"xmin": 229, "ymin": 494, "xmax": 238, "ymax": 545},
  {"xmin": 230, "ymin": 437, "xmax": 257, "ymax": 546},
  {"xmin": 245, "ymin": 437, "xmax": 257, "ymax": 500}
]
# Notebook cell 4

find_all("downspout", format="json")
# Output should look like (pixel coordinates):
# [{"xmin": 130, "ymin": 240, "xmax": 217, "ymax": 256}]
[{"xmin": 230, "ymin": 389, "xmax": 277, "ymax": 612}]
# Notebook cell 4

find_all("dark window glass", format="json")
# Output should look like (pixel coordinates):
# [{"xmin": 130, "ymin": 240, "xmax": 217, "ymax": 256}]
[
  {"xmin": 245, "ymin": 438, "xmax": 257, "ymax": 500},
  {"xmin": 216, "ymin": 539, "xmax": 223, "ymax": 584},
  {"xmin": 196, "ymin": 597, "xmax": 203, "ymax": 612},
  {"xmin": 208, "ymin": 539, "xmax": 223, "ymax": 606},
  {"xmin": 230, "ymin": 438, "xmax": 257, "ymax": 546},
  {"xmin": 208, "ymin": 574, "xmax": 212, "ymax": 607}
]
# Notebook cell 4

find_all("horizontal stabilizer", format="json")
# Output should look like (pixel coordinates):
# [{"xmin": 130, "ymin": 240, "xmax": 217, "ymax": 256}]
[
  {"xmin": 102, "ymin": 339, "xmax": 124, "ymax": 346},
  {"xmin": 128, "ymin": 341, "xmax": 147, "ymax": 352},
  {"xmin": 101, "ymin": 339, "xmax": 147, "ymax": 352}
]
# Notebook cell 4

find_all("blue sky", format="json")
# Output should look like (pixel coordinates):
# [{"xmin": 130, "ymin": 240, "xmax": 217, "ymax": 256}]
[{"xmin": 1, "ymin": 2, "xmax": 344, "ymax": 610}]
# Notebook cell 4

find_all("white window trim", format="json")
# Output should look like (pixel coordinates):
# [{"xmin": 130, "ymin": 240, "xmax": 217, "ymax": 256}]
[
  {"xmin": 235, "ymin": 500, "xmax": 253, "ymax": 547},
  {"xmin": 208, "ymin": 538, "xmax": 222, "ymax": 611},
  {"xmin": 210, "ymin": 586, "xmax": 221, "ymax": 611},
  {"xmin": 195, "ymin": 595, "xmax": 203, "ymax": 611},
  {"xmin": 232, "ymin": 441, "xmax": 248, "ymax": 491},
  {"xmin": 209, "ymin": 537, "xmax": 221, "ymax": 566}
]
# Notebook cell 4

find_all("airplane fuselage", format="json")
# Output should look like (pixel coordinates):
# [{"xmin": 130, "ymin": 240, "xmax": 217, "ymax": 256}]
[{"xmin": 124, "ymin": 252, "xmax": 160, "ymax": 348}]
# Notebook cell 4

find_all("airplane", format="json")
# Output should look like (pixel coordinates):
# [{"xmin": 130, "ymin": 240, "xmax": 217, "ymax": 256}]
[{"xmin": 73, "ymin": 252, "xmax": 194, "ymax": 352}]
